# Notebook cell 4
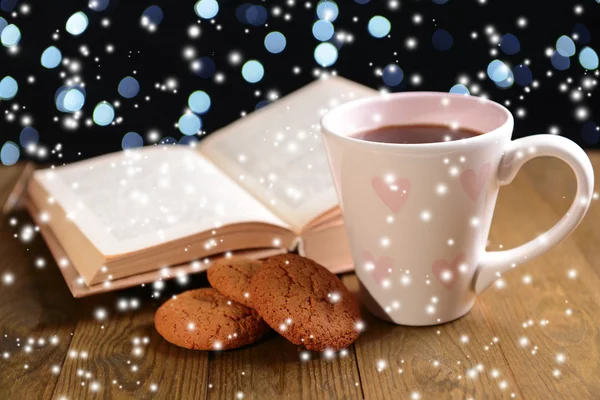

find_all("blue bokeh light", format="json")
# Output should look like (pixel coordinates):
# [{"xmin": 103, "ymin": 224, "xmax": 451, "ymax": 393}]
[
  {"xmin": 316, "ymin": 1, "xmax": 339, "ymax": 22},
  {"xmin": 20, "ymin": 127, "xmax": 39, "ymax": 147},
  {"xmin": 243, "ymin": 5, "xmax": 268, "ymax": 26},
  {"xmin": 581, "ymin": 122, "xmax": 599, "ymax": 145},
  {"xmin": 118, "ymin": 76, "xmax": 140, "ymax": 98},
  {"xmin": 572, "ymin": 23, "xmax": 591, "ymax": 45},
  {"xmin": 255, "ymin": 100, "xmax": 270, "ymax": 110},
  {"xmin": 41, "ymin": 46, "xmax": 62, "ymax": 69},
  {"xmin": 93, "ymin": 101, "xmax": 115, "ymax": 126},
  {"xmin": 355, "ymin": 0, "xmax": 370, "ymax": 3},
  {"xmin": 242, "ymin": 60, "xmax": 265, "ymax": 83},
  {"xmin": 314, "ymin": 42, "xmax": 338, "ymax": 67},
  {"xmin": 88, "ymin": 0, "xmax": 110, "ymax": 12},
  {"xmin": 66, "ymin": 12, "xmax": 89, "ymax": 36},
  {"xmin": 312, "ymin": 20, "xmax": 334, "ymax": 41},
  {"xmin": 64, "ymin": 88, "xmax": 86, "ymax": 112},
  {"xmin": 179, "ymin": 136, "xmax": 200, "ymax": 146},
  {"xmin": 0, "ymin": 76, "xmax": 18, "ymax": 100},
  {"xmin": 432, "ymin": 0, "xmax": 449, "ymax": 4},
  {"xmin": 581, "ymin": 121, "xmax": 600, "ymax": 145},
  {"xmin": 1, "ymin": 24, "xmax": 20, "ymax": 47},
  {"xmin": 0, "ymin": 17, "xmax": 7, "ymax": 33},
  {"xmin": 432, "ymin": 29, "xmax": 453, "ymax": 51},
  {"xmin": 195, "ymin": 0, "xmax": 219, "ymax": 19},
  {"xmin": 556, "ymin": 35, "xmax": 576, "ymax": 57},
  {"xmin": 0, "ymin": 0, "xmax": 18, "ymax": 12},
  {"xmin": 188, "ymin": 90, "xmax": 211, "ymax": 114},
  {"xmin": 54, "ymin": 86, "xmax": 69, "ymax": 112},
  {"xmin": 193, "ymin": 56, "xmax": 216, "ymax": 79},
  {"xmin": 368, "ymin": 16, "xmax": 391, "ymax": 38},
  {"xmin": 160, "ymin": 137, "xmax": 177, "ymax": 145},
  {"xmin": 579, "ymin": 47, "xmax": 599, "ymax": 70},
  {"xmin": 500, "ymin": 33, "xmax": 520, "ymax": 55},
  {"xmin": 487, "ymin": 60, "xmax": 510, "ymax": 82},
  {"xmin": 330, "ymin": 33, "xmax": 345, "ymax": 50},
  {"xmin": 551, "ymin": 51, "xmax": 570, "ymax": 70},
  {"xmin": 236, "ymin": 4, "xmax": 252, "ymax": 23},
  {"xmin": 142, "ymin": 5, "xmax": 163, "ymax": 25},
  {"xmin": 495, "ymin": 70, "xmax": 514, "ymax": 89},
  {"xmin": 264, "ymin": 31, "xmax": 286, "ymax": 54},
  {"xmin": 449, "ymin": 84, "xmax": 470, "ymax": 95},
  {"xmin": 122, "ymin": 132, "xmax": 144, "ymax": 150},
  {"xmin": 513, "ymin": 64, "xmax": 533, "ymax": 86},
  {"xmin": 178, "ymin": 114, "xmax": 202, "ymax": 136},
  {"xmin": 381, "ymin": 64, "xmax": 403, "ymax": 87},
  {"xmin": 55, "ymin": 86, "xmax": 87, "ymax": 113},
  {"xmin": 1, "ymin": 141, "xmax": 19, "ymax": 166}
]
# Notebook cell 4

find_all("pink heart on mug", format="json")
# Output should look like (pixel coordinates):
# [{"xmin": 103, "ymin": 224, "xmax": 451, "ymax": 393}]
[
  {"xmin": 460, "ymin": 162, "xmax": 492, "ymax": 201},
  {"xmin": 371, "ymin": 176, "xmax": 411, "ymax": 214},
  {"xmin": 432, "ymin": 253, "xmax": 466, "ymax": 290},
  {"xmin": 363, "ymin": 251, "xmax": 394, "ymax": 286}
]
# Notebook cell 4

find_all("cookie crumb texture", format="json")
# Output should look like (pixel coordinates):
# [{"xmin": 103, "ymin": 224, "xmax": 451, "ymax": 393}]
[
  {"xmin": 155, "ymin": 288, "xmax": 270, "ymax": 351},
  {"xmin": 207, "ymin": 256, "xmax": 262, "ymax": 307},
  {"xmin": 251, "ymin": 254, "xmax": 361, "ymax": 351}
]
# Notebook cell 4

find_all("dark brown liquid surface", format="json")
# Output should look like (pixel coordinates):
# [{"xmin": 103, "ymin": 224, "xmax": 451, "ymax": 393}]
[{"xmin": 351, "ymin": 124, "xmax": 482, "ymax": 144}]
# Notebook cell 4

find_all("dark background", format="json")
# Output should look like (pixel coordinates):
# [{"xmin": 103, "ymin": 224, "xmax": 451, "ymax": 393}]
[{"xmin": 0, "ymin": 0, "xmax": 598, "ymax": 164}]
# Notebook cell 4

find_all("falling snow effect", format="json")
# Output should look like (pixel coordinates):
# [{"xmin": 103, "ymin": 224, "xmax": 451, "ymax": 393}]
[
  {"xmin": 0, "ymin": 1, "xmax": 596, "ymax": 162},
  {"xmin": 0, "ymin": 1, "xmax": 598, "ymax": 398}
]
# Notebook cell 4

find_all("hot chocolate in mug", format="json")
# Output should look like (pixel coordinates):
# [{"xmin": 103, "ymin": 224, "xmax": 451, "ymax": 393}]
[{"xmin": 321, "ymin": 92, "xmax": 594, "ymax": 326}]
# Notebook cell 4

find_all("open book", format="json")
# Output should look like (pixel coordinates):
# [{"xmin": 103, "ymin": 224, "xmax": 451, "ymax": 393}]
[{"xmin": 26, "ymin": 76, "xmax": 377, "ymax": 296}]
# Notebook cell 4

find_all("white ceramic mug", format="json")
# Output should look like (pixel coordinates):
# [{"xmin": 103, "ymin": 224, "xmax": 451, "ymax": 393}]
[{"xmin": 321, "ymin": 92, "xmax": 594, "ymax": 326}]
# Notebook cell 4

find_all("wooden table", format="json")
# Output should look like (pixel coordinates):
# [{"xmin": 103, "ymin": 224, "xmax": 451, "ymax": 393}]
[{"xmin": 1, "ymin": 154, "xmax": 600, "ymax": 400}]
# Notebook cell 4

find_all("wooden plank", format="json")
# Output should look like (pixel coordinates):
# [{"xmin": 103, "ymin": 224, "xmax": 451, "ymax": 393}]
[
  {"xmin": 52, "ymin": 278, "xmax": 211, "ymax": 399},
  {"xmin": 343, "ymin": 275, "xmax": 520, "ymax": 399},
  {"xmin": 478, "ymin": 159, "xmax": 600, "ymax": 398},
  {"xmin": 3, "ymin": 154, "xmax": 598, "ymax": 399},
  {"xmin": 522, "ymin": 152, "xmax": 600, "ymax": 274},
  {"xmin": 0, "ymin": 211, "xmax": 78, "ymax": 399},
  {"xmin": 206, "ymin": 331, "xmax": 363, "ymax": 400}
]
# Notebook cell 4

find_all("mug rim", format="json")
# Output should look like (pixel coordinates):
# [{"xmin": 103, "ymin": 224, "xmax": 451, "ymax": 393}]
[{"xmin": 320, "ymin": 91, "xmax": 514, "ymax": 149}]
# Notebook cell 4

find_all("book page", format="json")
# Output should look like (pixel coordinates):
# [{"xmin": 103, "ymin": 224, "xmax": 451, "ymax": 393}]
[
  {"xmin": 34, "ymin": 146, "xmax": 289, "ymax": 255},
  {"xmin": 200, "ymin": 76, "xmax": 377, "ymax": 231}
]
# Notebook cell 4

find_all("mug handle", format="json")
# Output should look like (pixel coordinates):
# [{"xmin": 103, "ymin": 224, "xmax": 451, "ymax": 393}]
[{"xmin": 474, "ymin": 135, "xmax": 595, "ymax": 293}]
